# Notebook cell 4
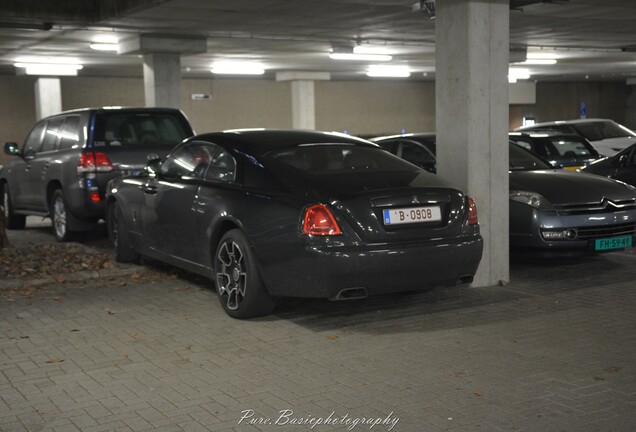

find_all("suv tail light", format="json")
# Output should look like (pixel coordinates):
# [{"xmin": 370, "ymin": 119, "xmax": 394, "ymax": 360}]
[
  {"xmin": 302, "ymin": 204, "xmax": 342, "ymax": 236},
  {"xmin": 467, "ymin": 196, "xmax": 479, "ymax": 225},
  {"xmin": 78, "ymin": 151, "xmax": 114, "ymax": 173}
]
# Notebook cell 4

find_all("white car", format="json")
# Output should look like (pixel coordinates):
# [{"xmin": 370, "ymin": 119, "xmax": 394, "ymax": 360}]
[{"xmin": 515, "ymin": 118, "xmax": 636, "ymax": 157}]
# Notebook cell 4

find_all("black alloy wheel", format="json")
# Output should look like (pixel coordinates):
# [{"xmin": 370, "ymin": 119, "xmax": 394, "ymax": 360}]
[{"xmin": 214, "ymin": 229, "xmax": 276, "ymax": 319}]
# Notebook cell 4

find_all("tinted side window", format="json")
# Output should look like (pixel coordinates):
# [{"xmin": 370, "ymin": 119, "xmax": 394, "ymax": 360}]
[
  {"xmin": 401, "ymin": 141, "xmax": 436, "ymax": 167},
  {"xmin": 204, "ymin": 145, "xmax": 236, "ymax": 182},
  {"xmin": 58, "ymin": 116, "xmax": 81, "ymax": 150},
  {"xmin": 161, "ymin": 141, "xmax": 236, "ymax": 182},
  {"xmin": 377, "ymin": 141, "xmax": 399, "ymax": 155},
  {"xmin": 23, "ymin": 122, "xmax": 46, "ymax": 155},
  {"xmin": 41, "ymin": 118, "xmax": 64, "ymax": 152}
]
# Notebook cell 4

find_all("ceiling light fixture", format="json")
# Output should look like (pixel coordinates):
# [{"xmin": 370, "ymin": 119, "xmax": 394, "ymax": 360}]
[
  {"xmin": 366, "ymin": 65, "xmax": 411, "ymax": 78},
  {"xmin": 90, "ymin": 43, "xmax": 119, "ymax": 51},
  {"xmin": 329, "ymin": 46, "xmax": 392, "ymax": 62},
  {"xmin": 211, "ymin": 61, "xmax": 265, "ymax": 75},
  {"xmin": 515, "ymin": 59, "xmax": 558, "ymax": 65},
  {"xmin": 14, "ymin": 57, "xmax": 84, "ymax": 76},
  {"xmin": 508, "ymin": 67, "xmax": 531, "ymax": 83}
]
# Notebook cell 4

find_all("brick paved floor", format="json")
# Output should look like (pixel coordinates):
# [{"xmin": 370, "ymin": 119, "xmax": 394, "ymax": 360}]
[{"xmin": 1, "ymin": 222, "xmax": 635, "ymax": 432}]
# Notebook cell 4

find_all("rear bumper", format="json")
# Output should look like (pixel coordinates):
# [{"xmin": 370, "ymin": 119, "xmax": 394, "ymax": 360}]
[{"xmin": 257, "ymin": 236, "xmax": 483, "ymax": 299}]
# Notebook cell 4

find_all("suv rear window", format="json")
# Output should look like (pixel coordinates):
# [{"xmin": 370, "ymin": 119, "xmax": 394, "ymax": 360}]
[{"xmin": 93, "ymin": 112, "xmax": 190, "ymax": 147}]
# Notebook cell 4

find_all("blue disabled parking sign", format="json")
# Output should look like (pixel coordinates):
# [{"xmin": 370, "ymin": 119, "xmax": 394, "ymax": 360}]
[{"xmin": 580, "ymin": 102, "xmax": 587, "ymax": 119}]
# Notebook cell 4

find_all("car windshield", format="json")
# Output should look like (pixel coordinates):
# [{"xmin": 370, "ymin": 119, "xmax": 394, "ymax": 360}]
[
  {"xmin": 573, "ymin": 121, "xmax": 636, "ymax": 141},
  {"xmin": 509, "ymin": 142, "xmax": 552, "ymax": 171},
  {"xmin": 93, "ymin": 112, "xmax": 191, "ymax": 147},
  {"xmin": 266, "ymin": 144, "xmax": 418, "ymax": 174}
]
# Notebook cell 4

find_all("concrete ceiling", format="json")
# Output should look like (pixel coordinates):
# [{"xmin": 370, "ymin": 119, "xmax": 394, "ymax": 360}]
[{"xmin": 0, "ymin": 0, "xmax": 635, "ymax": 82}]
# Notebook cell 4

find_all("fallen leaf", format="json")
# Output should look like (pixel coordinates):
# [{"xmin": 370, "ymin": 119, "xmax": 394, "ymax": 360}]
[
  {"xmin": 70, "ymin": 329, "xmax": 80, "ymax": 332},
  {"xmin": 21, "ymin": 290, "xmax": 34, "ymax": 297},
  {"xmin": 128, "ymin": 332, "xmax": 139, "ymax": 339},
  {"xmin": 594, "ymin": 377, "xmax": 605, "ymax": 381},
  {"xmin": 53, "ymin": 296, "xmax": 63, "ymax": 302},
  {"xmin": 46, "ymin": 358, "xmax": 64, "ymax": 364},
  {"xmin": 473, "ymin": 392, "xmax": 482, "ymax": 397},
  {"xmin": 105, "ymin": 309, "xmax": 116, "ymax": 315},
  {"xmin": 327, "ymin": 335, "xmax": 338, "ymax": 340},
  {"xmin": 604, "ymin": 367, "xmax": 621, "ymax": 374}
]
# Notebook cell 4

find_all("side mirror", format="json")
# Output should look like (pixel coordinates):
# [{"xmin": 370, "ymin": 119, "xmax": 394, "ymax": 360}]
[
  {"xmin": 4, "ymin": 142, "xmax": 20, "ymax": 156},
  {"xmin": 145, "ymin": 157, "xmax": 163, "ymax": 176},
  {"xmin": 618, "ymin": 154, "xmax": 629, "ymax": 167}
]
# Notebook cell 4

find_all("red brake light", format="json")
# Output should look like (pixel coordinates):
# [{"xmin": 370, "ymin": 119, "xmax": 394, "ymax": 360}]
[
  {"xmin": 467, "ymin": 197, "xmax": 479, "ymax": 225},
  {"xmin": 303, "ymin": 204, "xmax": 342, "ymax": 236},
  {"xmin": 78, "ymin": 152, "xmax": 113, "ymax": 173},
  {"xmin": 90, "ymin": 191, "xmax": 101, "ymax": 203}
]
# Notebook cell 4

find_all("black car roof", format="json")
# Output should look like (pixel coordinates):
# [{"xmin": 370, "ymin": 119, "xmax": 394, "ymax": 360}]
[{"xmin": 192, "ymin": 129, "xmax": 378, "ymax": 155}]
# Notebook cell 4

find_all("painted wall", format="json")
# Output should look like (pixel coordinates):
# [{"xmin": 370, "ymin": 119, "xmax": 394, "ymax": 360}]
[
  {"xmin": 509, "ymin": 81, "xmax": 628, "ymax": 130},
  {"xmin": 316, "ymin": 80, "xmax": 436, "ymax": 136},
  {"xmin": 0, "ymin": 74, "xmax": 631, "ymax": 166}
]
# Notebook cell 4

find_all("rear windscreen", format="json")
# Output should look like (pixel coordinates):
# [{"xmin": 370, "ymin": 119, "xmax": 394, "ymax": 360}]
[
  {"xmin": 545, "ymin": 137, "xmax": 597, "ymax": 157},
  {"xmin": 266, "ymin": 144, "xmax": 418, "ymax": 175},
  {"xmin": 93, "ymin": 112, "xmax": 191, "ymax": 147}
]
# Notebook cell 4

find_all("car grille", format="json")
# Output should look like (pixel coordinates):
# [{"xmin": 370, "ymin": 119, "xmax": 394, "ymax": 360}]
[
  {"xmin": 554, "ymin": 198, "xmax": 636, "ymax": 215},
  {"xmin": 576, "ymin": 223, "xmax": 636, "ymax": 240}
]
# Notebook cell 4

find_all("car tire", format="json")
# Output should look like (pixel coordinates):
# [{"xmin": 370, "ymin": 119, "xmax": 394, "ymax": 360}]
[
  {"xmin": 2, "ymin": 183, "xmax": 26, "ymax": 230},
  {"xmin": 50, "ymin": 189, "xmax": 76, "ymax": 242},
  {"xmin": 214, "ymin": 229, "xmax": 276, "ymax": 319},
  {"xmin": 107, "ymin": 200, "xmax": 140, "ymax": 264}
]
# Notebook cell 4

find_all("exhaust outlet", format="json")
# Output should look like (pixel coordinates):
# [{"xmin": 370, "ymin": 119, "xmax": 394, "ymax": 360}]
[
  {"xmin": 457, "ymin": 274, "xmax": 475, "ymax": 285},
  {"xmin": 331, "ymin": 287, "xmax": 368, "ymax": 301}
]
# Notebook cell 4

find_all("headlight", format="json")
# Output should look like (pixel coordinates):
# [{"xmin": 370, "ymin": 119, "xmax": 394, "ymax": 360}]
[{"xmin": 510, "ymin": 191, "xmax": 555, "ymax": 211}]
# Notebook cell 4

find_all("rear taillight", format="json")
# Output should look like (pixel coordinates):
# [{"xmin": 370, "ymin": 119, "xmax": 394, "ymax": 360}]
[
  {"xmin": 302, "ymin": 204, "xmax": 342, "ymax": 236},
  {"xmin": 467, "ymin": 197, "xmax": 479, "ymax": 225},
  {"xmin": 78, "ymin": 152, "xmax": 113, "ymax": 173}
]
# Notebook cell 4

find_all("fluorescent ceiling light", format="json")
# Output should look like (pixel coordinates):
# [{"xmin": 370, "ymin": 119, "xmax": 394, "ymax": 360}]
[
  {"xmin": 90, "ymin": 43, "xmax": 119, "ymax": 51},
  {"xmin": 211, "ymin": 61, "xmax": 265, "ymax": 75},
  {"xmin": 366, "ymin": 65, "xmax": 411, "ymax": 78},
  {"xmin": 14, "ymin": 62, "xmax": 83, "ymax": 76},
  {"xmin": 508, "ymin": 67, "xmax": 531, "ymax": 83},
  {"xmin": 515, "ymin": 59, "xmax": 557, "ymax": 65},
  {"xmin": 526, "ymin": 51, "xmax": 558, "ymax": 60},
  {"xmin": 330, "ymin": 46, "xmax": 392, "ymax": 61}
]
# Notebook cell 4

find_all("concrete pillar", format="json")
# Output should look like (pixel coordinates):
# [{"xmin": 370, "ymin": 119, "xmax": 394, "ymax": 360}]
[
  {"xmin": 435, "ymin": 0, "xmax": 510, "ymax": 287},
  {"xmin": 119, "ymin": 34, "xmax": 207, "ymax": 109},
  {"xmin": 625, "ymin": 80, "xmax": 636, "ymax": 130},
  {"xmin": 276, "ymin": 72, "xmax": 331, "ymax": 130},
  {"xmin": 143, "ymin": 53, "xmax": 181, "ymax": 108},
  {"xmin": 34, "ymin": 78, "xmax": 62, "ymax": 120},
  {"xmin": 291, "ymin": 80, "xmax": 316, "ymax": 130}
]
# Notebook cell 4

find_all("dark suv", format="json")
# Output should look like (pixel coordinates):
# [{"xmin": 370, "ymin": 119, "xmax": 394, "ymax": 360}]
[{"xmin": 1, "ymin": 107, "xmax": 194, "ymax": 241}]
